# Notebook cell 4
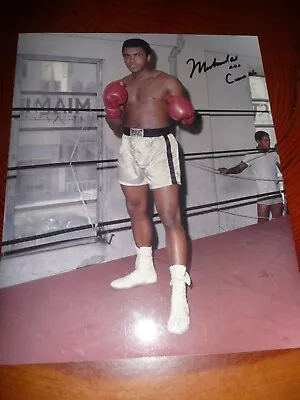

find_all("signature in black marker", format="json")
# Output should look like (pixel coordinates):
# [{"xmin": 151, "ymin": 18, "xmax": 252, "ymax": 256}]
[
  {"xmin": 225, "ymin": 69, "xmax": 257, "ymax": 84},
  {"xmin": 186, "ymin": 54, "xmax": 238, "ymax": 79}
]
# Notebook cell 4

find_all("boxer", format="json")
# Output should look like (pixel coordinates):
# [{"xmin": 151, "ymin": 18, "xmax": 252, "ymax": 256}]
[{"xmin": 103, "ymin": 38, "xmax": 196, "ymax": 335}]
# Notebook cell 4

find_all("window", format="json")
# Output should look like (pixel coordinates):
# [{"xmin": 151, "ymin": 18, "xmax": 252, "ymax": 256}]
[
  {"xmin": 249, "ymin": 75, "xmax": 275, "ymax": 137},
  {"xmin": 2, "ymin": 56, "xmax": 103, "ymax": 255}
]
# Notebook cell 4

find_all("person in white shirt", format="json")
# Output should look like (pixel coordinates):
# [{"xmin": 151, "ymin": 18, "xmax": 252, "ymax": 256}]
[{"xmin": 218, "ymin": 131, "xmax": 283, "ymax": 224}]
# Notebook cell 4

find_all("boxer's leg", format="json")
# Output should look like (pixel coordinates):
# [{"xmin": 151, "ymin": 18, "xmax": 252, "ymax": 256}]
[
  {"xmin": 153, "ymin": 184, "xmax": 187, "ymax": 266},
  {"xmin": 149, "ymin": 134, "xmax": 191, "ymax": 335},
  {"xmin": 153, "ymin": 183, "xmax": 191, "ymax": 335},
  {"xmin": 122, "ymin": 184, "xmax": 152, "ymax": 248},
  {"xmin": 110, "ymin": 184, "xmax": 157, "ymax": 289}
]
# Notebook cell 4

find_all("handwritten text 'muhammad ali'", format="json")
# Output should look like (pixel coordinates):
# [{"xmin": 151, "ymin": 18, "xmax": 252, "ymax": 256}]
[{"xmin": 186, "ymin": 54, "xmax": 257, "ymax": 84}]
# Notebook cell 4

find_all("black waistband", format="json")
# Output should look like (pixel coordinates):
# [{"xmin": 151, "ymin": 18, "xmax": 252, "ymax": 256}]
[{"xmin": 123, "ymin": 127, "xmax": 170, "ymax": 137}]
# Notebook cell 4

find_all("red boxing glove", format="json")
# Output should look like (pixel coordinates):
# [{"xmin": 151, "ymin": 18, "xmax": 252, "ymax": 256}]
[
  {"xmin": 167, "ymin": 95, "xmax": 195, "ymax": 125},
  {"xmin": 103, "ymin": 81, "xmax": 128, "ymax": 119},
  {"xmin": 105, "ymin": 107, "xmax": 122, "ymax": 119}
]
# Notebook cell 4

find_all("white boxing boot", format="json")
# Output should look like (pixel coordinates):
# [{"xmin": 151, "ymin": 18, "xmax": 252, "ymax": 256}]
[
  {"xmin": 110, "ymin": 246, "xmax": 157, "ymax": 289},
  {"xmin": 167, "ymin": 265, "xmax": 191, "ymax": 335}
]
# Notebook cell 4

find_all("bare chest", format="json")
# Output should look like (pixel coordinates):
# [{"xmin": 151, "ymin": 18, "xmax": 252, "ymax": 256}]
[{"xmin": 126, "ymin": 79, "xmax": 167, "ymax": 104}]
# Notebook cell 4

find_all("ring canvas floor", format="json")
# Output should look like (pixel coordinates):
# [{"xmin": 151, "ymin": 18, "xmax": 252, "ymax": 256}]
[{"xmin": 1, "ymin": 216, "xmax": 300, "ymax": 365}]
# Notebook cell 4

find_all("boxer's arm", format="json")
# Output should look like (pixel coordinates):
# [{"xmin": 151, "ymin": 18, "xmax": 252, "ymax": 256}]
[
  {"xmin": 105, "ymin": 115, "xmax": 123, "ymax": 137},
  {"xmin": 165, "ymin": 76, "xmax": 195, "ymax": 125},
  {"xmin": 104, "ymin": 79, "xmax": 125, "ymax": 136},
  {"xmin": 103, "ymin": 79, "xmax": 128, "ymax": 123},
  {"xmin": 165, "ymin": 76, "xmax": 185, "ymax": 98},
  {"xmin": 105, "ymin": 109, "xmax": 123, "ymax": 125}
]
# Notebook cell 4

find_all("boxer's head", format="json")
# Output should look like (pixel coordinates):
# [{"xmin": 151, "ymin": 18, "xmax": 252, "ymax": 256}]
[{"xmin": 122, "ymin": 38, "xmax": 152, "ymax": 73}]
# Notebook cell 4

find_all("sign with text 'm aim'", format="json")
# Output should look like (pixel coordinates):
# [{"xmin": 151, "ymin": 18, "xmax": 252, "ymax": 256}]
[{"xmin": 21, "ymin": 96, "xmax": 92, "ymax": 112}]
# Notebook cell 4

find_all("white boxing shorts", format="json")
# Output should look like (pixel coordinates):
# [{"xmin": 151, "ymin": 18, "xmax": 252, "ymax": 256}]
[{"xmin": 117, "ymin": 127, "xmax": 181, "ymax": 190}]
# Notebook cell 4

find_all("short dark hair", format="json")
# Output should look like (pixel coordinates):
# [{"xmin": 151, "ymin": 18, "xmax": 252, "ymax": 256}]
[
  {"xmin": 122, "ymin": 38, "xmax": 152, "ymax": 56},
  {"xmin": 255, "ymin": 130, "xmax": 269, "ymax": 141}
]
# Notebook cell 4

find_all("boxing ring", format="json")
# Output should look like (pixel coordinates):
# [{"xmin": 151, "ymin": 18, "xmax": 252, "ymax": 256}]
[
  {"xmin": 1, "ymin": 214, "xmax": 300, "ymax": 365},
  {"xmin": 2, "ymin": 105, "xmax": 287, "ymax": 259},
  {"xmin": 1, "ymin": 102, "xmax": 300, "ymax": 365}
]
